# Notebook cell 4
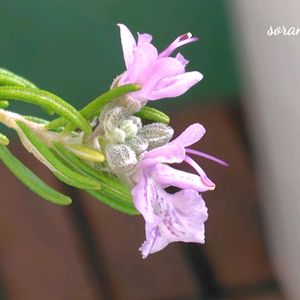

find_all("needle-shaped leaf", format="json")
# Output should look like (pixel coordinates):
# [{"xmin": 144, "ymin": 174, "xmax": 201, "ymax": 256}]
[
  {"xmin": 65, "ymin": 144, "xmax": 105, "ymax": 163},
  {"xmin": 0, "ymin": 71, "xmax": 53, "ymax": 116},
  {"xmin": 0, "ymin": 145, "xmax": 72, "ymax": 205},
  {"xmin": 0, "ymin": 86, "xmax": 92, "ymax": 134},
  {"xmin": 135, "ymin": 106, "xmax": 170, "ymax": 124},
  {"xmin": 51, "ymin": 170, "xmax": 96, "ymax": 190},
  {"xmin": 88, "ymin": 190, "xmax": 139, "ymax": 215},
  {"xmin": 47, "ymin": 83, "xmax": 141, "ymax": 130},
  {"xmin": 52, "ymin": 142, "xmax": 138, "ymax": 215},
  {"xmin": 0, "ymin": 101, "xmax": 9, "ymax": 109},
  {"xmin": 24, "ymin": 116, "xmax": 67, "ymax": 133},
  {"xmin": 52, "ymin": 142, "xmax": 131, "ymax": 198},
  {"xmin": 0, "ymin": 133, "xmax": 9, "ymax": 145},
  {"xmin": 24, "ymin": 115, "xmax": 49, "ymax": 124},
  {"xmin": 0, "ymin": 68, "xmax": 37, "ymax": 88},
  {"xmin": 76, "ymin": 84, "xmax": 141, "ymax": 120},
  {"xmin": 16, "ymin": 121, "xmax": 101, "ymax": 190}
]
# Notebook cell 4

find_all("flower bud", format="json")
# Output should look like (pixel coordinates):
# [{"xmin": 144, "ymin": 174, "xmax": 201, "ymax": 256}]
[
  {"xmin": 120, "ymin": 119, "xmax": 139, "ymax": 139},
  {"xmin": 105, "ymin": 144, "xmax": 137, "ymax": 171},
  {"xmin": 125, "ymin": 136, "xmax": 149, "ymax": 154},
  {"xmin": 112, "ymin": 128, "xmax": 127, "ymax": 143},
  {"xmin": 103, "ymin": 106, "xmax": 126, "ymax": 133},
  {"xmin": 139, "ymin": 123, "xmax": 174, "ymax": 149}
]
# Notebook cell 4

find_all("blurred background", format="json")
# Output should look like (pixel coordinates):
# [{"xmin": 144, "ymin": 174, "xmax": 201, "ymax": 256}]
[{"xmin": 0, "ymin": 0, "xmax": 298, "ymax": 299}]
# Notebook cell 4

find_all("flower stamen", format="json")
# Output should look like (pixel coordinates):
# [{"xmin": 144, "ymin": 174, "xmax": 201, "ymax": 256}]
[
  {"xmin": 179, "ymin": 32, "xmax": 192, "ymax": 41},
  {"xmin": 186, "ymin": 148, "xmax": 228, "ymax": 167},
  {"xmin": 184, "ymin": 155, "xmax": 216, "ymax": 189}
]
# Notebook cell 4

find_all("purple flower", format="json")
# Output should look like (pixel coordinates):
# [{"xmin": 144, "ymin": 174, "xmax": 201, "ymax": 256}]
[
  {"xmin": 117, "ymin": 24, "xmax": 203, "ymax": 103},
  {"xmin": 132, "ymin": 123, "xmax": 227, "ymax": 258}
]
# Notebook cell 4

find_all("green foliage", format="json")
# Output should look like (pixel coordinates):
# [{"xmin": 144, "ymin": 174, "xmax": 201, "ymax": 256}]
[
  {"xmin": 88, "ymin": 190, "xmax": 139, "ymax": 215},
  {"xmin": 0, "ymin": 145, "xmax": 72, "ymax": 205},
  {"xmin": 24, "ymin": 115, "xmax": 49, "ymax": 124},
  {"xmin": 136, "ymin": 106, "xmax": 170, "ymax": 124},
  {"xmin": 0, "ymin": 68, "xmax": 37, "ymax": 88},
  {"xmin": 52, "ymin": 142, "xmax": 139, "ymax": 215},
  {"xmin": 0, "ymin": 86, "xmax": 92, "ymax": 134},
  {"xmin": 47, "ymin": 83, "xmax": 141, "ymax": 131},
  {"xmin": 65, "ymin": 144, "xmax": 105, "ymax": 163},
  {"xmin": 0, "ymin": 100, "xmax": 9, "ymax": 109},
  {"xmin": 53, "ymin": 142, "xmax": 131, "ymax": 195},
  {"xmin": 0, "ymin": 69, "xmax": 169, "ymax": 215},
  {"xmin": 16, "ymin": 121, "xmax": 101, "ymax": 190},
  {"xmin": 0, "ymin": 133, "xmax": 9, "ymax": 145}
]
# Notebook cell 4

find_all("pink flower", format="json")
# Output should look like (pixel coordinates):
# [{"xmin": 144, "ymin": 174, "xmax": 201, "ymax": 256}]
[
  {"xmin": 132, "ymin": 123, "xmax": 227, "ymax": 258},
  {"xmin": 117, "ymin": 24, "xmax": 203, "ymax": 103}
]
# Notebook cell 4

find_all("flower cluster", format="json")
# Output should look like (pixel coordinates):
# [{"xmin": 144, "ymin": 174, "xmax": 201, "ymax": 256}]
[
  {"xmin": 100, "ymin": 24, "xmax": 226, "ymax": 258},
  {"xmin": 0, "ymin": 24, "xmax": 226, "ymax": 259},
  {"xmin": 116, "ymin": 24, "xmax": 203, "ymax": 105}
]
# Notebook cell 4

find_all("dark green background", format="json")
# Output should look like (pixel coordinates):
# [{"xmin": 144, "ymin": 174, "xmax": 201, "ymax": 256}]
[{"xmin": 0, "ymin": 0, "xmax": 239, "ymax": 117}]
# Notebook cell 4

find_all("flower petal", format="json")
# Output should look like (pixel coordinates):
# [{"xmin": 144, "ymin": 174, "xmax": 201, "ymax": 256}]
[
  {"xmin": 137, "ymin": 33, "xmax": 153, "ymax": 45},
  {"xmin": 139, "ymin": 224, "xmax": 169, "ymax": 258},
  {"xmin": 122, "ymin": 43, "xmax": 158, "ymax": 85},
  {"xmin": 175, "ymin": 52, "xmax": 189, "ymax": 67},
  {"xmin": 159, "ymin": 32, "xmax": 198, "ymax": 58},
  {"xmin": 140, "ymin": 187, "xmax": 208, "ymax": 257},
  {"xmin": 132, "ymin": 174, "xmax": 158, "ymax": 223},
  {"xmin": 167, "ymin": 189, "xmax": 208, "ymax": 243},
  {"xmin": 148, "ymin": 71, "xmax": 203, "ymax": 100},
  {"xmin": 118, "ymin": 24, "xmax": 137, "ymax": 69},
  {"xmin": 184, "ymin": 155, "xmax": 216, "ymax": 189},
  {"xmin": 139, "ymin": 57, "xmax": 185, "ymax": 98},
  {"xmin": 151, "ymin": 163, "xmax": 214, "ymax": 192},
  {"xmin": 170, "ymin": 123, "xmax": 206, "ymax": 148},
  {"xmin": 186, "ymin": 149, "xmax": 229, "ymax": 167},
  {"xmin": 142, "ymin": 144, "xmax": 185, "ymax": 166}
]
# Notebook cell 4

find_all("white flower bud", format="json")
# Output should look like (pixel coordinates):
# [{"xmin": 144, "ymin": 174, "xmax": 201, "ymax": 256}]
[
  {"xmin": 112, "ymin": 128, "xmax": 127, "ymax": 143},
  {"xmin": 103, "ymin": 106, "xmax": 126, "ymax": 133},
  {"xmin": 120, "ymin": 119, "xmax": 138, "ymax": 139},
  {"xmin": 105, "ymin": 144, "xmax": 137, "ymax": 172},
  {"xmin": 139, "ymin": 123, "xmax": 174, "ymax": 149},
  {"xmin": 126, "ymin": 136, "xmax": 149, "ymax": 154},
  {"xmin": 128, "ymin": 116, "xmax": 142, "ymax": 130}
]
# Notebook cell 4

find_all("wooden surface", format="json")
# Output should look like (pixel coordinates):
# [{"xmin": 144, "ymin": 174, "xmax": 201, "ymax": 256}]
[
  {"xmin": 0, "ymin": 105, "xmax": 284, "ymax": 300},
  {"xmin": 0, "ymin": 146, "xmax": 99, "ymax": 300}
]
